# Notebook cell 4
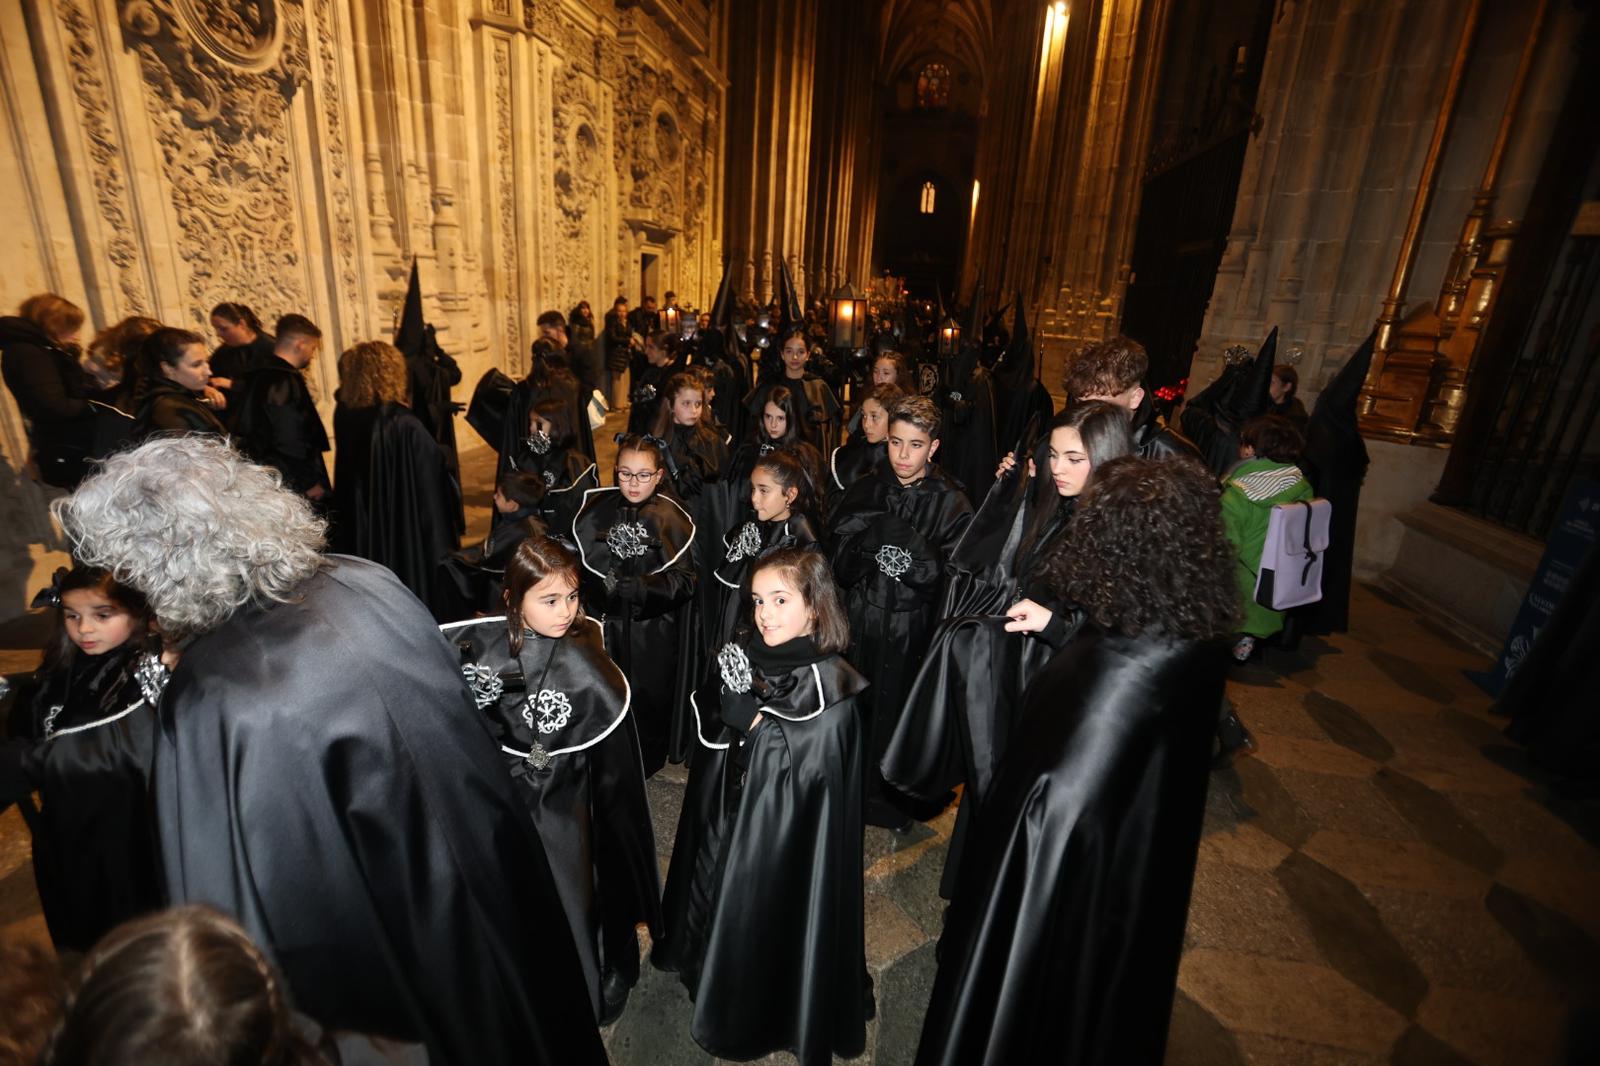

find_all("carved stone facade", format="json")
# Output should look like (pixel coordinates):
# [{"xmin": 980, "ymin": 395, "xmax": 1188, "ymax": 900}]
[{"xmin": 0, "ymin": 0, "xmax": 724, "ymax": 615}]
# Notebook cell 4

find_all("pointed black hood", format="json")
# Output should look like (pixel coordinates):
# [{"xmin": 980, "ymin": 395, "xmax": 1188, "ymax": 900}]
[
  {"xmin": 776, "ymin": 257, "xmax": 804, "ymax": 336},
  {"xmin": 1227, "ymin": 326, "xmax": 1278, "ymax": 424},
  {"xmin": 394, "ymin": 258, "xmax": 426, "ymax": 359},
  {"xmin": 1312, "ymin": 328, "xmax": 1376, "ymax": 427}
]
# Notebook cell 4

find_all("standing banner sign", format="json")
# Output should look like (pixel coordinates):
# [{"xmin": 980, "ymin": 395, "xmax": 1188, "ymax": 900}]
[{"xmin": 1476, "ymin": 479, "xmax": 1600, "ymax": 697}]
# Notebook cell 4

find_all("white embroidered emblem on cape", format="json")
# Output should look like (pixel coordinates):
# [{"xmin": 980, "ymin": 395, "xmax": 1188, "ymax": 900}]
[
  {"xmin": 461, "ymin": 664, "xmax": 505, "ymax": 708},
  {"xmin": 726, "ymin": 521, "xmax": 763, "ymax": 562},
  {"xmin": 606, "ymin": 521, "xmax": 649, "ymax": 559},
  {"xmin": 717, "ymin": 643, "xmax": 753, "ymax": 693},
  {"xmin": 524, "ymin": 688, "xmax": 574, "ymax": 734},
  {"xmin": 876, "ymin": 544, "xmax": 912, "ymax": 579}
]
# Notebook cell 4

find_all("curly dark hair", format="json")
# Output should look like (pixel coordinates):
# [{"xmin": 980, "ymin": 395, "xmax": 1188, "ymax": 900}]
[
  {"xmin": 1240, "ymin": 414, "xmax": 1304, "ymax": 463},
  {"xmin": 1064, "ymin": 335, "xmax": 1148, "ymax": 399},
  {"xmin": 1040, "ymin": 455, "xmax": 1239, "ymax": 641}
]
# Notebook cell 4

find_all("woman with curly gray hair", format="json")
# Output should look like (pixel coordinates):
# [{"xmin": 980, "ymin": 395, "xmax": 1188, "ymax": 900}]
[
  {"xmin": 52, "ymin": 436, "xmax": 608, "ymax": 1066},
  {"xmin": 915, "ymin": 456, "xmax": 1236, "ymax": 1066}
]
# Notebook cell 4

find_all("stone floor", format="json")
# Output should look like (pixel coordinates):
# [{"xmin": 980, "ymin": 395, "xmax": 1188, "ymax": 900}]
[{"xmin": 3, "ymin": 433, "xmax": 1597, "ymax": 1065}]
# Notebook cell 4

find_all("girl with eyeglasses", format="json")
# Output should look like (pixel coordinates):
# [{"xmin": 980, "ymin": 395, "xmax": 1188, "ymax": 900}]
[{"xmin": 571, "ymin": 433, "xmax": 698, "ymax": 775}]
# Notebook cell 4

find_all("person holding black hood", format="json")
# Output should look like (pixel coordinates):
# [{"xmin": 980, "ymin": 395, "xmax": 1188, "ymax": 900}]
[
  {"xmin": 1064, "ymin": 335, "xmax": 1200, "ymax": 462},
  {"xmin": 0, "ymin": 293, "xmax": 94, "ymax": 488}
]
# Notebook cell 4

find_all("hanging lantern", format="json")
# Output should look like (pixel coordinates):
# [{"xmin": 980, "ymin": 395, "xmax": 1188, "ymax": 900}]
[
  {"xmin": 938, "ymin": 316, "xmax": 961, "ymax": 357},
  {"xmin": 661, "ymin": 303, "xmax": 682, "ymax": 337},
  {"xmin": 828, "ymin": 282, "xmax": 868, "ymax": 350}
]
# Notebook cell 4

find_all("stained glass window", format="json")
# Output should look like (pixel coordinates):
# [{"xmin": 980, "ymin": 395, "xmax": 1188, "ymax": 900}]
[{"xmin": 915, "ymin": 63, "xmax": 951, "ymax": 110}]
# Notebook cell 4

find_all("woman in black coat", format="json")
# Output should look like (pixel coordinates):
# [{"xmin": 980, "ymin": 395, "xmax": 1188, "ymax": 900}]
[
  {"xmin": 332, "ymin": 340, "xmax": 461, "ymax": 607},
  {"xmin": 0, "ymin": 293, "xmax": 95, "ymax": 487},
  {"xmin": 915, "ymin": 456, "xmax": 1238, "ymax": 1066},
  {"xmin": 129, "ymin": 328, "xmax": 227, "ymax": 441}
]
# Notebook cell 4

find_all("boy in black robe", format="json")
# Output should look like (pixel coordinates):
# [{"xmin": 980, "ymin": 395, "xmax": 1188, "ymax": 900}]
[
  {"xmin": 1065, "ymin": 334, "xmax": 1200, "ymax": 462},
  {"xmin": 830, "ymin": 395, "xmax": 972, "ymax": 828},
  {"xmin": 233, "ymin": 313, "xmax": 331, "ymax": 505}
]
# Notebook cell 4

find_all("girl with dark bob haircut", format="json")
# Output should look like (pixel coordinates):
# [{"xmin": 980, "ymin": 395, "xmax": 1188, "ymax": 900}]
[
  {"xmin": 915, "ymin": 455, "xmax": 1239, "ymax": 1066},
  {"xmin": 751, "ymin": 546, "xmax": 849, "ymax": 653}
]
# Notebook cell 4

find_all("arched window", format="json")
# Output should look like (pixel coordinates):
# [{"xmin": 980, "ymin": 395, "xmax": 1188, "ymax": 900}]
[
  {"xmin": 915, "ymin": 63, "xmax": 951, "ymax": 110},
  {"xmin": 920, "ymin": 181, "xmax": 937, "ymax": 215}
]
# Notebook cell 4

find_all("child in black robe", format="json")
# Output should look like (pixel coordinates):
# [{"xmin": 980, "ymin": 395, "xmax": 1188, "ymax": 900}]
[
  {"xmin": 571, "ymin": 434, "xmax": 697, "ymax": 774},
  {"xmin": 443, "ymin": 537, "xmax": 659, "ymax": 1026},
  {"xmin": 743, "ymin": 331, "xmax": 841, "ymax": 452},
  {"xmin": 626, "ymin": 331, "xmax": 680, "ymax": 435},
  {"xmin": 433, "ymin": 470, "xmax": 550, "ymax": 621},
  {"xmin": 726, "ymin": 382, "xmax": 827, "ymax": 510},
  {"xmin": 830, "ymin": 395, "xmax": 972, "ymax": 828},
  {"xmin": 710, "ymin": 449, "xmax": 821, "ymax": 646},
  {"xmin": 830, "ymin": 382, "xmax": 903, "ymax": 502},
  {"xmin": 653, "ymin": 371, "xmax": 730, "ymax": 506},
  {"xmin": 0, "ymin": 567, "xmax": 167, "ymax": 952},
  {"xmin": 655, "ymin": 548, "xmax": 870, "ymax": 1066},
  {"xmin": 505, "ymin": 394, "xmax": 599, "ymax": 539}
]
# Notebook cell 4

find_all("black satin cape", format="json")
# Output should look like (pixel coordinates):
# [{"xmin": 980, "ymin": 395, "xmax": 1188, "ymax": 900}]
[
  {"xmin": 573, "ymin": 487, "xmax": 698, "ymax": 773},
  {"xmin": 709, "ymin": 513, "xmax": 821, "ymax": 647},
  {"xmin": 1, "ymin": 645, "xmax": 163, "ymax": 952},
  {"xmin": 331, "ymin": 403, "xmax": 462, "ymax": 607},
  {"xmin": 938, "ymin": 358, "xmax": 999, "ymax": 502},
  {"xmin": 1180, "ymin": 327, "xmax": 1278, "ymax": 476},
  {"xmin": 443, "ymin": 614, "xmax": 661, "ymax": 1014},
  {"xmin": 744, "ymin": 375, "xmax": 842, "ymax": 452},
  {"xmin": 153, "ymin": 557, "xmax": 605, "ymax": 1065},
  {"xmin": 884, "ymin": 438, "xmax": 1066, "ymax": 894},
  {"xmin": 432, "ymin": 510, "xmax": 549, "ymax": 622},
  {"xmin": 828, "ymin": 461, "xmax": 973, "ymax": 776},
  {"xmin": 654, "ymin": 640, "xmax": 871, "ymax": 1066},
  {"xmin": 505, "ymin": 444, "xmax": 599, "ymax": 540},
  {"xmin": 829, "ymin": 437, "xmax": 886, "ymax": 500},
  {"xmin": 915, "ymin": 628, "xmax": 1228, "ymax": 1066},
  {"xmin": 232, "ymin": 356, "xmax": 331, "ymax": 494}
]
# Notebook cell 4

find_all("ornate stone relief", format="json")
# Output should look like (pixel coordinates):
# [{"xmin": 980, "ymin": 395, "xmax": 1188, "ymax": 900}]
[
  {"xmin": 118, "ymin": 0, "xmax": 312, "ymax": 333},
  {"xmin": 491, "ymin": 34, "xmax": 522, "ymax": 376},
  {"xmin": 57, "ymin": 0, "xmax": 152, "ymax": 314},
  {"xmin": 308, "ymin": 0, "xmax": 361, "ymax": 332}
]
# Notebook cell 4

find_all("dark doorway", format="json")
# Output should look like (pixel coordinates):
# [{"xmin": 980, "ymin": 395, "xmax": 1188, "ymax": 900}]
[
  {"xmin": 1119, "ymin": 0, "xmax": 1275, "ymax": 388},
  {"xmin": 640, "ymin": 252, "xmax": 660, "ymax": 304}
]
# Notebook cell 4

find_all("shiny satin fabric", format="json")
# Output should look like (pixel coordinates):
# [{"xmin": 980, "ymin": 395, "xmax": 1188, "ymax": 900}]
[
  {"xmin": 743, "ymin": 376, "xmax": 842, "ymax": 453},
  {"xmin": 153, "ymin": 558, "xmax": 606, "ymax": 1066},
  {"xmin": 885, "ymin": 454, "xmax": 1063, "ymax": 895},
  {"xmin": 573, "ymin": 487, "xmax": 698, "ymax": 772},
  {"xmin": 332, "ymin": 403, "xmax": 462, "ymax": 607},
  {"xmin": 830, "ymin": 462, "xmax": 973, "ymax": 770},
  {"xmin": 937, "ymin": 362, "xmax": 999, "ymax": 504},
  {"xmin": 432, "ymin": 513, "xmax": 549, "ymax": 622},
  {"xmin": 505, "ymin": 446, "xmax": 601, "ymax": 541},
  {"xmin": 828, "ymin": 438, "xmax": 886, "ymax": 503},
  {"xmin": 654, "ymin": 648, "xmax": 871, "ymax": 1066},
  {"xmin": 708, "ymin": 513, "xmax": 821, "ymax": 649},
  {"xmin": 445, "ymin": 614, "xmax": 660, "ymax": 1016},
  {"xmin": 916, "ymin": 629, "xmax": 1228, "ymax": 1066},
  {"xmin": 3, "ymin": 646, "xmax": 163, "ymax": 952}
]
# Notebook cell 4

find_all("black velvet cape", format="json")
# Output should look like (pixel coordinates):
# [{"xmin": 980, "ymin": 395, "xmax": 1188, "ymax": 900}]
[
  {"xmin": 654, "ymin": 639, "xmax": 871, "ymax": 1066},
  {"xmin": 573, "ymin": 486, "xmax": 698, "ymax": 773},
  {"xmin": 443, "ymin": 614, "xmax": 660, "ymax": 1014},
  {"xmin": 331, "ymin": 402, "xmax": 461, "ymax": 608},
  {"xmin": 829, "ymin": 461, "xmax": 973, "ymax": 778},
  {"xmin": 915, "ymin": 628, "xmax": 1228, "ymax": 1066},
  {"xmin": 1, "ymin": 644, "xmax": 164, "ymax": 952},
  {"xmin": 152, "ymin": 557, "xmax": 605, "ymax": 1065}
]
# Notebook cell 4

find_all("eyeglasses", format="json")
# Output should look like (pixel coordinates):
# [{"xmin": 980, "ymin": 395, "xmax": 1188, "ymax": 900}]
[{"xmin": 617, "ymin": 469, "xmax": 659, "ymax": 483}]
